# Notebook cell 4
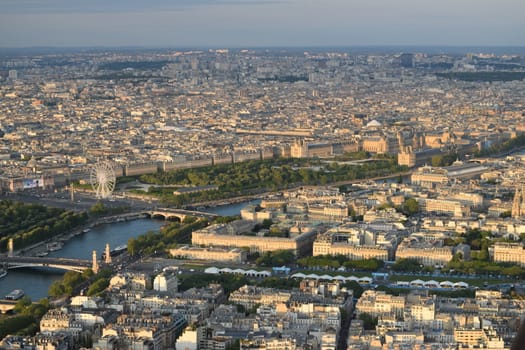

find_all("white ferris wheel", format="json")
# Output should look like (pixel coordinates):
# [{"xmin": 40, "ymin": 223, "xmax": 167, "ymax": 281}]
[{"xmin": 90, "ymin": 161, "xmax": 116, "ymax": 199}]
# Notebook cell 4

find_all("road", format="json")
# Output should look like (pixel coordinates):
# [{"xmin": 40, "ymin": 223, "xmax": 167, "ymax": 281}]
[{"xmin": 1, "ymin": 189, "xmax": 154, "ymax": 212}]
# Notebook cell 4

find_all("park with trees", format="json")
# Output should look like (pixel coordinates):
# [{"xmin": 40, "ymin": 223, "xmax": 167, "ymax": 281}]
[
  {"xmin": 0, "ymin": 200, "xmax": 88, "ymax": 252},
  {"xmin": 133, "ymin": 156, "xmax": 407, "ymax": 206}
]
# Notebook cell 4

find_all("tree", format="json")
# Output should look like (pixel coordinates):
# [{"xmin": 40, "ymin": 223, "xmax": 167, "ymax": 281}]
[
  {"xmin": 14, "ymin": 296, "xmax": 32, "ymax": 313},
  {"xmin": 344, "ymin": 258, "xmax": 384, "ymax": 271},
  {"xmin": 86, "ymin": 278, "xmax": 109, "ymax": 296},
  {"xmin": 392, "ymin": 258, "xmax": 422, "ymax": 272},
  {"xmin": 0, "ymin": 315, "xmax": 35, "ymax": 339},
  {"xmin": 261, "ymin": 219, "xmax": 273, "ymax": 229},
  {"xmin": 226, "ymin": 339, "xmax": 240, "ymax": 350},
  {"xmin": 500, "ymin": 210, "xmax": 511, "ymax": 218},
  {"xmin": 48, "ymin": 281, "xmax": 66, "ymax": 298},
  {"xmin": 358, "ymin": 313, "xmax": 378, "ymax": 330},
  {"xmin": 431, "ymin": 155, "xmax": 443, "ymax": 167},
  {"xmin": 401, "ymin": 198, "xmax": 419, "ymax": 215},
  {"xmin": 255, "ymin": 250, "xmax": 295, "ymax": 267},
  {"xmin": 82, "ymin": 269, "xmax": 95, "ymax": 279},
  {"xmin": 89, "ymin": 201, "xmax": 107, "ymax": 216},
  {"xmin": 343, "ymin": 280, "xmax": 364, "ymax": 298},
  {"xmin": 182, "ymin": 216, "xmax": 198, "ymax": 224},
  {"xmin": 127, "ymin": 237, "xmax": 137, "ymax": 256}
]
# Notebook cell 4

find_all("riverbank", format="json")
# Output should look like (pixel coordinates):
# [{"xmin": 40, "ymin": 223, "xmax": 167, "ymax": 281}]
[
  {"xmin": 17, "ymin": 212, "xmax": 148, "ymax": 257},
  {"xmin": 186, "ymin": 194, "xmax": 264, "ymax": 209},
  {"xmin": 1, "ymin": 218, "xmax": 165, "ymax": 302}
]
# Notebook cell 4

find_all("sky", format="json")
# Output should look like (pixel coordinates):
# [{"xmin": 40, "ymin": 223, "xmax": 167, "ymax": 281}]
[{"xmin": 1, "ymin": 0, "xmax": 524, "ymax": 48}]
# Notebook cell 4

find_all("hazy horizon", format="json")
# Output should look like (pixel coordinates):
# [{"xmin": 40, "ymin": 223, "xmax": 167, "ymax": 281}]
[{"xmin": 2, "ymin": 0, "xmax": 524, "ymax": 49}]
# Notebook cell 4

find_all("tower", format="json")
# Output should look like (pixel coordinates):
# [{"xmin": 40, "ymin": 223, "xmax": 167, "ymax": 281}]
[
  {"xmin": 7, "ymin": 239, "xmax": 13, "ymax": 257},
  {"xmin": 70, "ymin": 183, "xmax": 75, "ymax": 202},
  {"xmin": 512, "ymin": 184, "xmax": 525, "ymax": 219},
  {"xmin": 398, "ymin": 146, "xmax": 416, "ymax": 167},
  {"xmin": 92, "ymin": 250, "xmax": 99, "ymax": 274},
  {"xmin": 104, "ymin": 243, "xmax": 112, "ymax": 264},
  {"xmin": 400, "ymin": 53, "xmax": 414, "ymax": 68},
  {"xmin": 397, "ymin": 131, "xmax": 405, "ymax": 148},
  {"xmin": 8, "ymin": 70, "xmax": 18, "ymax": 80}
]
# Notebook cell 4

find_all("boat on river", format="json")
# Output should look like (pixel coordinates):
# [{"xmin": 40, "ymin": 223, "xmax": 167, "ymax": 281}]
[
  {"xmin": 46, "ymin": 241, "xmax": 64, "ymax": 252},
  {"xmin": 0, "ymin": 270, "xmax": 7, "ymax": 279},
  {"xmin": 5, "ymin": 289, "xmax": 24, "ymax": 300},
  {"xmin": 101, "ymin": 244, "xmax": 128, "ymax": 260}
]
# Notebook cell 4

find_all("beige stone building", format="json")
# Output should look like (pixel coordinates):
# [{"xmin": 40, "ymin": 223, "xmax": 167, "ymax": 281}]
[
  {"xmin": 492, "ymin": 242, "xmax": 525, "ymax": 267},
  {"xmin": 313, "ymin": 226, "xmax": 396, "ymax": 261},
  {"xmin": 313, "ymin": 237, "xmax": 390, "ymax": 261},
  {"xmin": 40, "ymin": 309, "xmax": 82, "ymax": 336},
  {"xmin": 169, "ymin": 246, "xmax": 247, "ymax": 263},
  {"xmin": 411, "ymin": 163, "xmax": 488, "ymax": 189},
  {"xmin": 290, "ymin": 140, "xmax": 358, "ymax": 158},
  {"xmin": 417, "ymin": 197, "xmax": 470, "ymax": 217},
  {"xmin": 241, "ymin": 337, "xmax": 297, "ymax": 350},
  {"xmin": 395, "ymin": 236, "xmax": 454, "ymax": 267},
  {"xmin": 411, "ymin": 166, "xmax": 448, "ymax": 188},
  {"xmin": 448, "ymin": 192, "xmax": 484, "ymax": 208},
  {"xmin": 398, "ymin": 146, "xmax": 416, "ymax": 167},
  {"xmin": 191, "ymin": 225, "xmax": 319, "ymax": 256},
  {"xmin": 362, "ymin": 136, "xmax": 388, "ymax": 154},
  {"xmin": 453, "ymin": 327, "xmax": 504, "ymax": 348},
  {"xmin": 355, "ymin": 290, "xmax": 406, "ymax": 318},
  {"xmin": 314, "ymin": 241, "xmax": 390, "ymax": 261},
  {"xmin": 307, "ymin": 203, "xmax": 348, "ymax": 222},
  {"xmin": 229, "ymin": 285, "xmax": 291, "ymax": 309}
]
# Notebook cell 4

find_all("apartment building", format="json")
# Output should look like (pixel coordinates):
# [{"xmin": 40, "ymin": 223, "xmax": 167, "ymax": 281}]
[
  {"xmin": 492, "ymin": 242, "xmax": 525, "ymax": 267},
  {"xmin": 169, "ymin": 246, "xmax": 247, "ymax": 263}
]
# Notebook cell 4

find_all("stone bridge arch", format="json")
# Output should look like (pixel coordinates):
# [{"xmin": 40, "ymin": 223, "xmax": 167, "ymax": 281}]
[
  {"xmin": 5, "ymin": 262, "xmax": 87, "ymax": 273},
  {"xmin": 147, "ymin": 211, "xmax": 185, "ymax": 222}
]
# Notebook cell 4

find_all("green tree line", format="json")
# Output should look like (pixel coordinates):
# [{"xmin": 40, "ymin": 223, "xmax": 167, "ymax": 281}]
[
  {"xmin": 135, "ymin": 157, "xmax": 407, "ymax": 206},
  {"xmin": 48, "ymin": 268, "xmax": 112, "ymax": 298},
  {"xmin": 128, "ymin": 217, "xmax": 209, "ymax": 256},
  {"xmin": 0, "ymin": 298, "xmax": 50, "ymax": 339},
  {"xmin": 297, "ymin": 255, "xmax": 384, "ymax": 271},
  {"xmin": 177, "ymin": 272, "xmax": 300, "ymax": 296},
  {"xmin": 476, "ymin": 133, "xmax": 525, "ymax": 157},
  {"xmin": 0, "ymin": 200, "xmax": 88, "ymax": 251}
]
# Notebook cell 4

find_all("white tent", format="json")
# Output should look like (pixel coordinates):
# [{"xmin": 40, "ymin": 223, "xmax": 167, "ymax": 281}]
[
  {"xmin": 358, "ymin": 277, "xmax": 372, "ymax": 284},
  {"xmin": 439, "ymin": 281, "xmax": 454, "ymax": 288},
  {"xmin": 410, "ymin": 279, "xmax": 425, "ymax": 287},
  {"xmin": 454, "ymin": 281, "xmax": 469, "ymax": 289},
  {"xmin": 204, "ymin": 267, "xmax": 220, "ymax": 274},
  {"xmin": 424, "ymin": 280, "xmax": 440, "ymax": 288},
  {"xmin": 320, "ymin": 274, "xmax": 334, "ymax": 280}
]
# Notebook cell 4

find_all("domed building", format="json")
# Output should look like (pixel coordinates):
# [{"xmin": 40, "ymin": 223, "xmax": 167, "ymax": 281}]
[{"xmin": 365, "ymin": 119, "xmax": 382, "ymax": 129}]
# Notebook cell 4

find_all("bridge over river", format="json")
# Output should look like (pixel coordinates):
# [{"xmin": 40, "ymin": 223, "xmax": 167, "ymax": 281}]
[
  {"xmin": 0, "ymin": 208, "xmax": 217, "ymax": 273},
  {"xmin": 146, "ymin": 208, "xmax": 218, "ymax": 221},
  {"xmin": 0, "ymin": 256, "xmax": 92, "ymax": 273}
]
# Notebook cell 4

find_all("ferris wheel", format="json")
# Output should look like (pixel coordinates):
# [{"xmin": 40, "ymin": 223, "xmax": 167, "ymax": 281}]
[{"xmin": 90, "ymin": 161, "xmax": 116, "ymax": 199}]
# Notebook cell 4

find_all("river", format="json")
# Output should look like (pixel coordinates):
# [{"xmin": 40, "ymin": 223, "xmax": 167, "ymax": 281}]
[
  {"xmin": 0, "ymin": 201, "xmax": 255, "ymax": 301},
  {"xmin": 202, "ymin": 199, "xmax": 260, "ymax": 216},
  {"xmin": 0, "ymin": 219, "xmax": 164, "ymax": 301}
]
